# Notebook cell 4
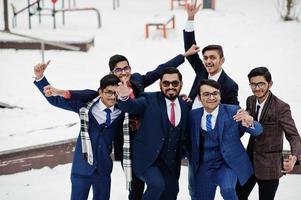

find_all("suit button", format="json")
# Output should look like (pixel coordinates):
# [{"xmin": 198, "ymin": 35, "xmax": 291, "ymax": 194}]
[
  {"xmin": 162, "ymin": 138, "xmax": 165, "ymax": 141},
  {"xmin": 98, "ymin": 145, "xmax": 101, "ymax": 148}
]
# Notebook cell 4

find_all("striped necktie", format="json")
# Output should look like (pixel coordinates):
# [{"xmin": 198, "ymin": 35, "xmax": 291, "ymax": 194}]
[{"xmin": 206, "ymin": 114, "xmax": 212, "ymax": 131}]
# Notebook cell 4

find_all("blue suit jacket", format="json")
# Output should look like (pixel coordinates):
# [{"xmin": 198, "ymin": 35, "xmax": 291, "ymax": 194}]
[
  {"xmin": 183, "ymin": 30, "xmax": 239, "ymax": 105},
  {"xmin": 68, "ymin": 54, "xmax": 185, "ymax": 101},
  {"xmin": 67, "ymin": 54, "xmax": 185, "ymax": 160},
  {"xmin": 188, "ymin": 104, "xmax": 262, "ymax": 185},
  {"xmin": 34, "ymin": 77, "xmax": 124, "ymax": 176},
  {"xmin": 117, "ymin": 92, "xmax": 190, "ymax": 177}
]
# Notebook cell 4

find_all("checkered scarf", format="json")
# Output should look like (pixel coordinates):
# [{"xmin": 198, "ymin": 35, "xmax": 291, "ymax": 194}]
[
  {"xmin": 79, "ymin": 96, "xmax": 100, "ymax": 165},
  {"xmin": 123, "ymin": 112, "xmax": 132, "ymax": 189}
]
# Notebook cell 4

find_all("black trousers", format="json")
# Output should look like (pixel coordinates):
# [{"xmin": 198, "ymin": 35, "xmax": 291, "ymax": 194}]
[
  {"xmin": 120, "ymin": 161, "xmax": 145, "ymax": 200},
  {"xmin": 236, "ymin": 175, "xmax": 279, "ymax": 200},
  {"xmin": 128, "ymin": 172, "xmax": 145, "ymax": 200}
]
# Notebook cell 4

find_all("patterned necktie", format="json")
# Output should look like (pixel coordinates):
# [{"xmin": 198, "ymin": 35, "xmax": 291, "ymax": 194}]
[
  {"xmin": 206, "ymin": 114, "xmax": 212, "ymax": 131},
  {"xmin": 170, "ymin": 101, "xmax": 175, "ymax": 127},
  {"xmin": 104, "ymin": 108, "xmax": 111, "ymax": 127}
]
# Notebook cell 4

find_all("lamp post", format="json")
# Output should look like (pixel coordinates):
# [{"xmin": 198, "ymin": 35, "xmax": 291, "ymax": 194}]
[{"xmin": 3, "ymin": 0, "xmax": 10, "ymax": 31}]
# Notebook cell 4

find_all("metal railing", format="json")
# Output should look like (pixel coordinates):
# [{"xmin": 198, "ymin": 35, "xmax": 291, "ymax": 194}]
[{"xmin": 0, "ymin": 30, "xmax": 81, "ymax": 63}]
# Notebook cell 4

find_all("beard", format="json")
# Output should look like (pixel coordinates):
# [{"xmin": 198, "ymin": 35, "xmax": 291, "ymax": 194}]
[{"xmin": 163, "ymin": 88, "xmax": 179, "ymax": 100}]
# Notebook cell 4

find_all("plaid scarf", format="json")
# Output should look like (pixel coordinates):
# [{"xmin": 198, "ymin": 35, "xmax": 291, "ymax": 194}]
[
  {"xmin": 123, "ymin": 112, "xmax": 132, "ymax": 189},
  {"xmin": 79, "ymin": 96, "xmax": 100, "ymax": 165}
]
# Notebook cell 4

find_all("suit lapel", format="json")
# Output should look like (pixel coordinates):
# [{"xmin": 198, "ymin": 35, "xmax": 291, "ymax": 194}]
[
  {"xmin": 259, "ymin": 92, "xmax": 273, "ymax": 122},
  {"xmin": 194, "ymin": 108, "xmax": 203, "ymax": 147},
  {"xmin": 158, "ymin": 93, "xmax": 169, "ymax": 135},
  {"xmin": 216, "ymin": 105, "xmax": 225, "ymax": 142}
]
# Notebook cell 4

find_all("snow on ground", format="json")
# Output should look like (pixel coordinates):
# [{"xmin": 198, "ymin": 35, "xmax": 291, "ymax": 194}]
[{"xmin": 0, "ymin": 0, "xmax": 301, "ymax": 199}]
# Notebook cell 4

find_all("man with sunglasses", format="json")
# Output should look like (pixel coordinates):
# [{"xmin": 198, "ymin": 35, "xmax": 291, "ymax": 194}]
[
  {"xmin": 236, "ymin": 67, "xmax": 301, "ymax": 200},
  {"xmin": 115, "ymin": 67, "xmax": 190, "ymax": 200},
  {"xmin": 33, "ymin": 61, "xmax": 124, "ymax": 200},
  {"xmin": 42, "ymin": 46, "xmax": 198, "ymax": 200},
  {"xmin": 188, "ymin": 79, "xmax": 263, "ymax": 200},
  {"xmin": 183, "ymin": 1, "xmax": 239, "ymax": 109}
]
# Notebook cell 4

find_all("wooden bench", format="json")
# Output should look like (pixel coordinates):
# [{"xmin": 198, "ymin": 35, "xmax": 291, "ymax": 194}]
[
  {"xmin": 170, "ymin": 0, "xmax": 188, "ymax": 10},
  {"xmin": 145, "ymin": 14, "xmax": 175, "ymax": 39}
]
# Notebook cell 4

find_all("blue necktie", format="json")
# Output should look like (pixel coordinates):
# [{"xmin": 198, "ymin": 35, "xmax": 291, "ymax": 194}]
[
  {"xmin": 206, "ymin": 114, "xmax": 212, "ymax": 131},
  {"xmin": 104, "ymin": 108, "xmax": 111, "ymax": 127}
]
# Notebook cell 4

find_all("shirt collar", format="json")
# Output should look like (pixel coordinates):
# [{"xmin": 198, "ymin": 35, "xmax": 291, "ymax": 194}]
[
  {"xmin": 97, "ymin": 100, "xmax": 115, "ymax": 112},
  {"xmin": 208, "ymin": 69, "xmax": 223, "ymax": 81},
  {"xmin": 165, "ymin": 97, "xmax": 179, "ymax": 106},
  {"xmin": 204, "ymin": 105, "xmax": 219, "ymax": 118},
  {"xmin": 256, "ymin": 91, "xmax": 270, "ymax": 107}
]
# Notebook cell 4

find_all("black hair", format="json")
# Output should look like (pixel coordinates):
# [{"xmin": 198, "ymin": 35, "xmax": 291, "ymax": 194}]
[
  {"xmin": 202, "ymin": 45, "xmax": 224, "ymax": 58},
  {"xmin": 197, "ymin": 79, "xmax": 221, "ymax": 96},
  {"xmin": 99, "ymin": 74, "xmax": 120, "ymax": 90},
  {"xmin": 247, "ymin": 66, "xmax": 272, "ymax": 82},
  {"xmin": 108, "ymin": 54, "xmax": 129, "ymax": 72},
  {"xmin": 159, "ymin": 67, "xmax": 182, "ymax": 81}
]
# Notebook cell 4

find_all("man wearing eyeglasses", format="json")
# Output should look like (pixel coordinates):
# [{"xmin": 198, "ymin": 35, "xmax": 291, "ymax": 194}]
[
  {"xmin": 33, "ymin": 61, "xmax": 124, "ymax": 200},
  {"xmin": 41, "ymin": 45, "xmax": 198, "ymax": 200},
  {"xmin": 188, "ymin": 79, "xmax": 263, "ymax": 200},
  {"xmin": 115, "ymin": 67, "xmax": 190, "ymax": 200},
  {"xmin": 183, "ymin": 1, "xmax": 239, "ymax": 109},
  {"xmin": 236, "ymin": 67, "xmax": 301, "ymax": 200}
]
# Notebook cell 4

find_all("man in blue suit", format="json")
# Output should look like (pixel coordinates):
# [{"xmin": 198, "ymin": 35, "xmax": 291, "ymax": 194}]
[
  {"xmin": 45, "ymin": 47, "xmax": 198, "ymax": 200},
  {"xmin": 188, "ymin": 79, "xmax": 263, "ymax": 200},
  {"xmin": 183, "ymin": 1, "xmax": 239, "ymax": 109},
  {"xmin": 115, "ymin": 67, "xmax": 190, "ymax": 200},
  {"xmin": 33, "ymin": 62, "xmax": 123, "ymax": 200}
]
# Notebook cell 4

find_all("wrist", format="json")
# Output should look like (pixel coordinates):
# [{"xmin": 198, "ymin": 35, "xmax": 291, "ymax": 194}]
[{"xmin": 35, "ymin": 75, "xmax": 44, "ymax": 81}]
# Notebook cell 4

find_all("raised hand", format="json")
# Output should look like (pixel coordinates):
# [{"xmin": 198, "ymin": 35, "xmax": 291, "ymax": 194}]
[
  {"xmin": 186, "ymin": 0, "xmax": 203, "ymax": 20},
  {"xmin": 34, "ymin": 60, "xmax": 50, "ymax": 80},
  {"xmin": 115, "ymin": 82, "xmax": 132, "ymax": 98},
  {"xmin": 43, "ymin": 85, "xmax": 67, "ymax": 97},
  {"xmin": 183, "ymin": 44, "xmax": 200, "ymax": 57}
]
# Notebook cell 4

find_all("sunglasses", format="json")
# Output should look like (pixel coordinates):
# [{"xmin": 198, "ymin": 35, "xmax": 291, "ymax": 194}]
[
  {"xmin": 162, "ymin": 80, "xmax": 180, "ymax": 87},
  {"xmin": 112, "ymin": 66, "xmax": 131, "ymax": 74}
]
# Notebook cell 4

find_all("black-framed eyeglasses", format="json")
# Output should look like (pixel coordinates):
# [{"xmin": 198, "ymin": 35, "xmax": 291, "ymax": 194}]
[
  {"xmin": 249, "ymin": 82, "xmax": 266, "ymax": 89},
  {"xmin": 162, "ymin": 80, "xmax": 180, "ymax": 87},
  {"xmin": 103, "ymin": 90, "xmax": 117, "ymax": 97},
  {"xmin": 201, "ymin": 91, "xmax": 220, "ymax": 98},
  {"xmin": 112, "ymin": 66, "xmax": 131, "ymax": 74}
]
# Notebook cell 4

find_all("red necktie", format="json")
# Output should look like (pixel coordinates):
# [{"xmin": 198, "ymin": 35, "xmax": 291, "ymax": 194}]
[
  {"xmin": 127, "ymin": 81, "xmax": 135, "ymax": 99},
  {"xmin": 170, "ymin": 101, "xmax": 175, "ymax": 127}
]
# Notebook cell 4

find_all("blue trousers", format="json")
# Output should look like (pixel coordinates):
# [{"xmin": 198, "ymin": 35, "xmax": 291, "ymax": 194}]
[
  {"xmin": 70, "ymin": 172, "xmax": 111, "ymax": 200},
  {"xmin": 190, "ymin": 163, "xmax": 238, "ymax": 200},
  {"xmin": 138, "ymin": 165, "xmax": 179, "ymax": 200}
]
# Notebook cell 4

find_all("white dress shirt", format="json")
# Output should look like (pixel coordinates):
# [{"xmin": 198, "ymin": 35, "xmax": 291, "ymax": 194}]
[
  {"xmin": 91, "ymin": 100, "xmax": 121, "ymax": 125},
  {"xmin": 256, "ymin": 96, "xmax": 268, "ymax": 121},
  {"xmin": 165, "ymin": 97, "xmax": 181, "ymax": 126},
  {"xmin": 201, "ymin": 106, "xmax": 219, "ymax": 131}
]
